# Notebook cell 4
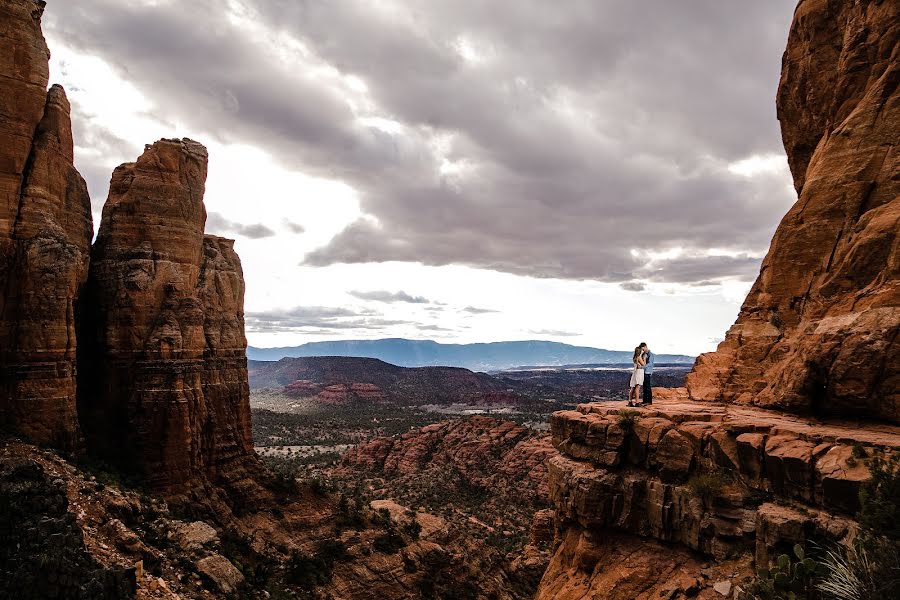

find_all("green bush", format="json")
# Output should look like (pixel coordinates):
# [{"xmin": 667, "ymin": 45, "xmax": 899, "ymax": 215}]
[
  {"xmin": 404, "ymin": 518, "xmax": 422, "ymax": 539},
  {"xmin": 814, "ymin": 452, "xmax": 900, "ymax": 600},
  {"xmin": 317, "ymin": 539, "xmax": 350, "ymax": 564},
  {"xmin": 858, "ymin": 452, "xmax": 900, "ymax": 542},
  {"xmin": 373, "ymin": 529, "xmax": 405, "ymax": 553},
  {"xmin": 305, "ymin": 477, "xmax": 327, "ymax": 497}
]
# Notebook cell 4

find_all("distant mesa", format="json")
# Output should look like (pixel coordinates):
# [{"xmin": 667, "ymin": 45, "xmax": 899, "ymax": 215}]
[{"xmin": 249, "ymin": 355, "xmax": 524, "ymax": 406}]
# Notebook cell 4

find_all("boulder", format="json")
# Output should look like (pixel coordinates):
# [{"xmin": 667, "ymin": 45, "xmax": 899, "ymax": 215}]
[{"xmin": 196, "ymin": 554, "xmax": 244, "ymax": 594}]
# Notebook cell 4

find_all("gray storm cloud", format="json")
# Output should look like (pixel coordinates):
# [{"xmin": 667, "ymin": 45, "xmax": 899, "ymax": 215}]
[
  {"xmin": 45, "ymin": 0, "xmax": 797, "ymax": 285},
  {"xmin": 206, "ymin": 212, "xmax": 276, "ymax": 239},
  {"xmin": 349, "ymin": 290, "xmax": 432, "ymax": 304}
]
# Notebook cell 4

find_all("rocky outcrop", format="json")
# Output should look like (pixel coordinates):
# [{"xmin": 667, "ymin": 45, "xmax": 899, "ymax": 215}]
[
  {"xmin": 77, "ymin": 139, "xmax": 257, "ymax": 492},
  {"xmin": 686, "ymin": 0, "xmax": 900, "ymax": 421},
  {"xmin": 338, "ymin": 417, "xmax": 556, "ymax": 598},
  {"xmin": 341, "ymin": 416, "xmax": 553, "ymax": 498},
  {"xmin": 284, "ymin": 380, "xmax": 388, "ymax": 404},
  {"xmin": 0, "ymin": 0, "xmax": 258, "ymax": 497},
  {"xmin": 535, "ymin": 397, "xmax": 900, "ymax": 598},
  {"xmin": 0, "ymin": 0, "xmax": 93, "ymax": 450},
  {"xmin": 197, "ymin": 235, "xmax": 258, "ymax": 487}
]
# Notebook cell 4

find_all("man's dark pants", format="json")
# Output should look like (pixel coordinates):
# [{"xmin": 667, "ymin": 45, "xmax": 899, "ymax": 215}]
[{"xmin": 642, "ymin": 374, "xmax": 653, "ymax": 404}]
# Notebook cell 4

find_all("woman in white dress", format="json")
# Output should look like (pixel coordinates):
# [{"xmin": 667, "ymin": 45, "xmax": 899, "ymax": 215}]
[{"xmin": 627, "ymin": 345, "xmax": 646, "ymax": 407}]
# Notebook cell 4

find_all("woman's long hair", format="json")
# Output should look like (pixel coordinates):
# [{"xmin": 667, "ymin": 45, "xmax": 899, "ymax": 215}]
[{"xmin": 632, "ymin": 346, "xmax": 642, "ymax": 363}]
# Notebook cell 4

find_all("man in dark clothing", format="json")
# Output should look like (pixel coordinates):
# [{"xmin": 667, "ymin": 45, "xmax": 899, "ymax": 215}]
[{"xmin": 641, "ymin": 343, "xmax": 654, "ymax": 405}]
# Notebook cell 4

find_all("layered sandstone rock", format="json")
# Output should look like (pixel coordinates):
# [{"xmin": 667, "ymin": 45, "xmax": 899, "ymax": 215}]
[
  {"xmin": 78, "ymin": 139, "xmax": 257, "ymax": 492},
  {"xmin": 0, "ymin": 0, "xmax": 93, "ymax": 450},
  {"xmin": 686, "ymin": 0, "xmax": 900, "ymax": 421},
  {"xmin": 535, "ymin": 398, "xmax": 900, "ymax": 598}
]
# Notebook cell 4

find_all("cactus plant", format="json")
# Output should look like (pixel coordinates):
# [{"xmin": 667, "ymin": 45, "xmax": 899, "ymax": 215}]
[{"xmin": 744, "ymin": 544, "xmax": 826, "ymax": 600}]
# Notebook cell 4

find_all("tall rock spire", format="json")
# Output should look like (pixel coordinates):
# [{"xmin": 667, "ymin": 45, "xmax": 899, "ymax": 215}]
[
  {"xmin": 78, "ymin": 139, "xmax": 257, "ymax": 491},
  {"xmin": 0, "ymin": 0, "xmax": 93, "ymax": 450}
]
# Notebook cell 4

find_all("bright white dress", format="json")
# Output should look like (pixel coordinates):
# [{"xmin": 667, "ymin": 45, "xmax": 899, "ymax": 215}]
[{"xmin": 629, "ymin": 360, "xmax": 644, "ymax": 387}]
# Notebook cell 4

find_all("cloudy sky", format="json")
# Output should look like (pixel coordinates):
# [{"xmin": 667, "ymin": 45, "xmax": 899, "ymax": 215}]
[{"xmin": 42, "ymin": 0, "xmax": 798, "ymax": 355}]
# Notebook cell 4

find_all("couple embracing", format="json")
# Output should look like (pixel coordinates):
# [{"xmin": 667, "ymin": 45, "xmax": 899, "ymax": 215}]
[{"xmin": 627, "ymin": 342, "xmax": 653, "ymax": 407}]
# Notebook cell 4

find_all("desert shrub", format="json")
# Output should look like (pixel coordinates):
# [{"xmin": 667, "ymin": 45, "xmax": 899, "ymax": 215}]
[
  {"xmin": 688, "ymin": 471, "xmax": 728, "ymax": 501},
  {"xmin": 317, "ymin": 539, "xmax": 350, "ymax": 564},
  {"xmin": 286, "ymin": 552, "xmax": 331, "ymax": 589},
  {"xmin": 816, "ymin": 536, "xmax": 900, "ymax": 600},
  {"xmin": 814, "ymin": 452, "xmax": 900, "ymax": 600},
  {"xmin": 267, "ymin": 470, "xmax": 299, "ymax": 495},
  {"xmin": 373, "ymin": 529, "xmax": 405, "ymax": 553},
  {"xmin": 857, "ymin": 452, "xmax": 900, "ymax": 541},
  {"xmin": 404, "ymin": 518, "xmax": 422, "ymax": 539},
  {"xmin": 305, "ymin": 477, "xmax": 327, "ymax": 497},
  {"xmin": 373, "ymin": 507, "xmax": 392, "ymax": 528},
  {"xmin": 617, "ymin": 409, "xmax": 640, "ymax": 430}
]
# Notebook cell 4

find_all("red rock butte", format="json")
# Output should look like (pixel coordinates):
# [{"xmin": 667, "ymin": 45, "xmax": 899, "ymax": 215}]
[
  {"xmin": 0, "ymin": 0, "xmax": 258, "ymax": 494},
  {"xmin": 685, "ymin": 0, "xmax": 899, "ymax": 422}
]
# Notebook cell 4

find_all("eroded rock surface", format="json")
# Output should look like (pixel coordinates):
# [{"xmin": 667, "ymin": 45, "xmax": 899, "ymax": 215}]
[
  {"xmin": 686, "ymin": 0, "xmax": 900, "ymax": 421},
  {"xmin": 0, "ymin": 0, "xmax": 93, "ymax": 450}
]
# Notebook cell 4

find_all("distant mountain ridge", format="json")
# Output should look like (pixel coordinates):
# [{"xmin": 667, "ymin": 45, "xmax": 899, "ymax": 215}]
[
  {"xmin": 247, "ymin": 356, "xmax": 521, "ymax": 406},
  {"xmin": 247, "ymin": 338, "xmax": 694, "ymax": 371}
]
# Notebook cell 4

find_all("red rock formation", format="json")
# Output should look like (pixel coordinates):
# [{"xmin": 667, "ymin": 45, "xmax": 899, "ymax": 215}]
[
  {"xmin": 78, "ymin": 139, "xmax": 257, "ymax": 491},
  {"xmin": 0, "ymin": 0, "xmax": 93, "ymax": 450},
  {"xmin": 342, "ymin": 416, "xmax": 553, "ymax": 497},
  {"xmin": 198, "ymin": 236, "xmax": 257, "ymax": 486},
  {"xmin": 686, "ymin": 0, "xmax": 899, "ymax": 421},
  {"xmin": 535, "ymin": 398, "xmax": 900, "ymax": 598},
  {"xmin": 338, "ymin": 416, "xmax": 556, "ymax": 598}
]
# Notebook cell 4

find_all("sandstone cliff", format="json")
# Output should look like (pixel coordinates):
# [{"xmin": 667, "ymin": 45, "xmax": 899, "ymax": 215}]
[
  {"xmin": 535, "ymin": 398, "xmax": 900, "ymax": 599},
  {"xmin": 686, "ymin": 0, "xmax": 899, "ymax": 421},
  {"xmin": 0, "ymin": 0, "xmax": 93, "ymax": 451},
  {"xmin": 77, "ymin": 139, "xmax": 259, "ymax": 493}
]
